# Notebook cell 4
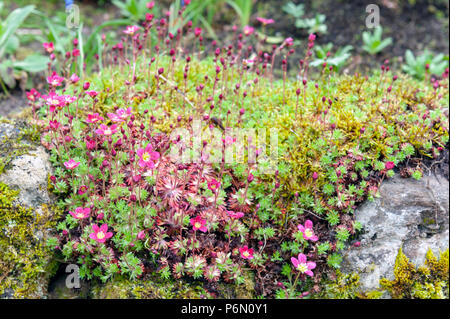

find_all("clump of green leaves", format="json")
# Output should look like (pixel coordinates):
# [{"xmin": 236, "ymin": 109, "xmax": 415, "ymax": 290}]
[
  {"xmin": 403, "ymin": 49, "xmax": 449, "ymax": 80},
  {"xmin": 362, "ymin": 26, "xmax": 393, "ymax": 55},
  {"xmin": 0, "ymin": 5, "xmax": 49, "ymax": 94}
]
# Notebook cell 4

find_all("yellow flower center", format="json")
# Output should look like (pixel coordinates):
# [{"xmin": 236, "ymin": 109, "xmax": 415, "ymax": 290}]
[
  {"xmin": 104, "ymin": 129, "xmax": 111, "ymax": 135},
  {"xmin": 305, "ymin": 229, "xmax": 313, "ymax": 238},
  {"xmin": 297, "ymin": 263, "xmax": 308, "ymax": 273},
  {"xmin": 97, "ymin": 231, "xmax": 105, "ymax": 239},
  {"xmin": 194, "ymin": 222, "xmax": 202, "ymax": 229},
  {"xmin": 76, "ymin": 213, "xmax": 84, "ymax": 218},
  {"xmin": 243, "ymin": 251, "xmax": 250, "ymax": 257},
  {"xmin": 142, "ymin": 152, "xmax": 150, "ymax": 162}
]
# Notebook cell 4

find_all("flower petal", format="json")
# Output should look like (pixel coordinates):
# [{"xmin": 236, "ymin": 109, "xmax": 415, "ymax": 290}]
[
  {"xmin": 307, "ymin": 261, "xmax": 316, "ymax": 270},
  {"xmin": 298, "ymin": 253, "xmax": 306, "ymax": 263}
]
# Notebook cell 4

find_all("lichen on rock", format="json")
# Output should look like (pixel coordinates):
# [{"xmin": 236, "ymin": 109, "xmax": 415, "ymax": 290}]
[
  {"xmin": 341, "ymin": 173, "xmax": 449, "ymax": 297},
  {"xmin": 0, "ymin": 121, "xmax": 61, "ymax": 299}
]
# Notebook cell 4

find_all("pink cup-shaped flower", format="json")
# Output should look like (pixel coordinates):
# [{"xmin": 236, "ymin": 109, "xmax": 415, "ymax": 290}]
[
  {"xmin": 69, "ymin": 207, "xmax": 90, "ymax": 219},
  {"xmin": 137, "ymin": 144, "xmax": 160, "ymax": 169},
  {"xmin": 89, "ymin": 224, "xmax": 113, "ymax": 243},
  {"xmin": 190, "ymin": 216, "xmax": 207, "ymax": 232},
  {"xmin": 291, "ymin": 253, "xmax": 316, "ymax": 277},
  {"xmin": 64, "ymin": 159, "xmax": 80, "ymax": 170},
  {"xmin": 298, "ymin": 220, "xmax": 318, "ymax": 242},
  {"xmin": 207, "ymin": 178, "xmax": 221, "ymax": 192},
  {"xmin": 47, "ymin": 72, "xmax": 65, "ymax": 87},
  {"xmin": 86, "ymin": 113, "xmax": 104, "ymax": 124},
  {"xmin": 256, "ymin": 17, "xmax": 275, "ymax": 26},
  {"xmin": 95, "ymin": 124, "xmax": 118, "ymax": 136},
  {"xmin": 239, "ymin": 245, "xmax": 254, "ymax": 260}
]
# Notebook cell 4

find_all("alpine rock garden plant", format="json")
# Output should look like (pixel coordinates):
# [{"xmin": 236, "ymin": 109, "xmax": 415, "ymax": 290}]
[{"xmin": 26, "ymin": 1, "xmax": 449, "ymax": 299}]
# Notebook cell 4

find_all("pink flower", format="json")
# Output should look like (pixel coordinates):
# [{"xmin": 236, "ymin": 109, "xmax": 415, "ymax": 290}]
[
  {"xmin": 146, "ymin": 1, "xmax": 155, "ymax": 9},
  {"xmin": 69, "ymin": 207, "xmax": 90, "ymax": 219},
  {"xmin": 385, "ymin": 161, "xmax": 395, "ymax": 170},
  {"xmin": 64, "ymin": 159, "xmax": 80, "ymax": 170},
  {"xmin": 256, "ymin": 17, "xmax": 275, "ymax": 26},
  {"xmin": 107, "ymin": 107, "xmax": 132, "ymax": 123},
  {"xmin": 190, "ymin": 216, "xmax": 207, "ymax": 232},
  {"xmin": 49, "ymin": 120, "xmax": 60, "ymax": 130},
  {"xmin": 298, "ymin": 220, "xmax": 318, "ymax": 242},
  {"xmin": 85, "ymin": 90, "xmax": 99, "ymax": 98},
  {"xmin": 194, "ymin": 27, "xmax": 202, "ymax": 37},
  {"xmin": 228, "ymin": 211, "xmax": 244, "ymax": 219},
  {"xmin": 312, "ymin": 172, "xmax": 318, "ymax": 180},
  {"xmin": 291, "ymin": 254, "xmax": 316, "ymax": 276},
  {"xmin": 137, "ymin": 230, "xmax": 146, "ymax": 240},
  {"xmin": 78, "ymin": 185, "xmax": 88, "ymax": 195},
  {"xmin": 26, "ymin": 88, "xmax": 40, "ymax": 102},
  {"xmin": 137, "ymin": 144, "xmax": 160, "ymax": 169},
  {"xmin": 284, "ymin": 37, "xmax": 294, "ymax": 47},
  {"xmin": 70, "ymin": 74, "xmax": 80, "ymax": 83},
  {"xmin": 60, "ymin": 95, "xmax": 77, "ymax": 105},
  {"xmin": 207, "ymin": 178, "xmax": 221, "ymax": 192},
  {"xmin": 72, "ymin": 49, "xmax": 80, "ymax": 57},
  {"xmin": 86, "ymin": 113, "xmax": 104, "ymax": 124},
  {"xmin": 42, "ymin": 92, "xmax": 64, "ymax": 112},
  {"xmin": 95, "ymin": 124, "xmax": 118, "ymax": 136},
  {"xmin": 85, "ymin": 137, "xmax": 96, "ymax": 150},
  {"xmin": 89, "ymin": 224, "xmax": 113, "ymax": 243},
  {"xmin": 239, "ymin": 245, "xmax": 254, "ymax": 260},
  {"xmin": 243, "ymin": 25, "xmax": 255, "ymax": 36},
  {"xmin": 223, "ymin": 135, "xmax": 236, "ymax": 146},
  {"xmin": 124, "ymin": 25, "xmax": 140, "ymax": 35},
  {"xmin": 43, "ymin": 42, "xmax": 54, "ymax": 53},
  {"xmin": 47, "ymin": 72, "xmax": 65, "ymax": 87}
]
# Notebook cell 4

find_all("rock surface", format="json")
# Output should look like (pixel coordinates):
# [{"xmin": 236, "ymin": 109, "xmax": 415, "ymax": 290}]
[
  {"xmin": 0, "ymin": 145, "xmax": 52, "ymax": 208},
  {"xmin": 342, "ymin": 173, "xmax": 449, "ymax": 294},
  {"xmin": 0, "ymin": 121, "xmax": 58, "ymax": 299}
]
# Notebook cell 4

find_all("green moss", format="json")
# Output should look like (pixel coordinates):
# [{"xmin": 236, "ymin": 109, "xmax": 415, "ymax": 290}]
[
  {"xmin": 0, "ymin": 182, "xmax": 62, "ymax": 298},
  {"xmin": 315, "ymin": 270, "xmax": 367, "ymax": 299},
  {"xmin": 380, "ymin": 247, "xmax": 449, "ymax": 299},
  {"xmin": 217, "ymin": 271, "xmax": 255, "ymax": 299},
  {"xmin": 316, "ymin": 247, "xmax": 449, "ymax": 299},
  {"xmin": 91, "ymin": 274, "xmax": 212, "ymax": 299}
]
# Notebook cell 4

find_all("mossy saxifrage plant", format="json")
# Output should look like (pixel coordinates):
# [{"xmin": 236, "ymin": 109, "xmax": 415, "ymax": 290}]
[{"xmin": 26, "ymin": 1, "xmax": 449, "ymax": 298}]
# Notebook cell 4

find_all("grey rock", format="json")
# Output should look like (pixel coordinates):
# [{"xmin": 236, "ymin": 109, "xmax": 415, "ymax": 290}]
[
  {"xmin": 342, "ymin": 174, "xmax": 449, "ymax": 294},
  {"xmin": 0, "ymin": 146, "xmax": 53, "ymax": 207},
  {"xmin": 0, "ymin": 121, "xmax": 56, "ymax": 299}
]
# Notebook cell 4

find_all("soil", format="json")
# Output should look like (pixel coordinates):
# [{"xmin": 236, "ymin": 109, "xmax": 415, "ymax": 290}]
[
  {"xmin": 257, "ymin": 0, "xmax": 449, "ymax": 73},
  {"xmin": 0, "ymin": 89, "xmax": 29, "ymax": 118}
]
